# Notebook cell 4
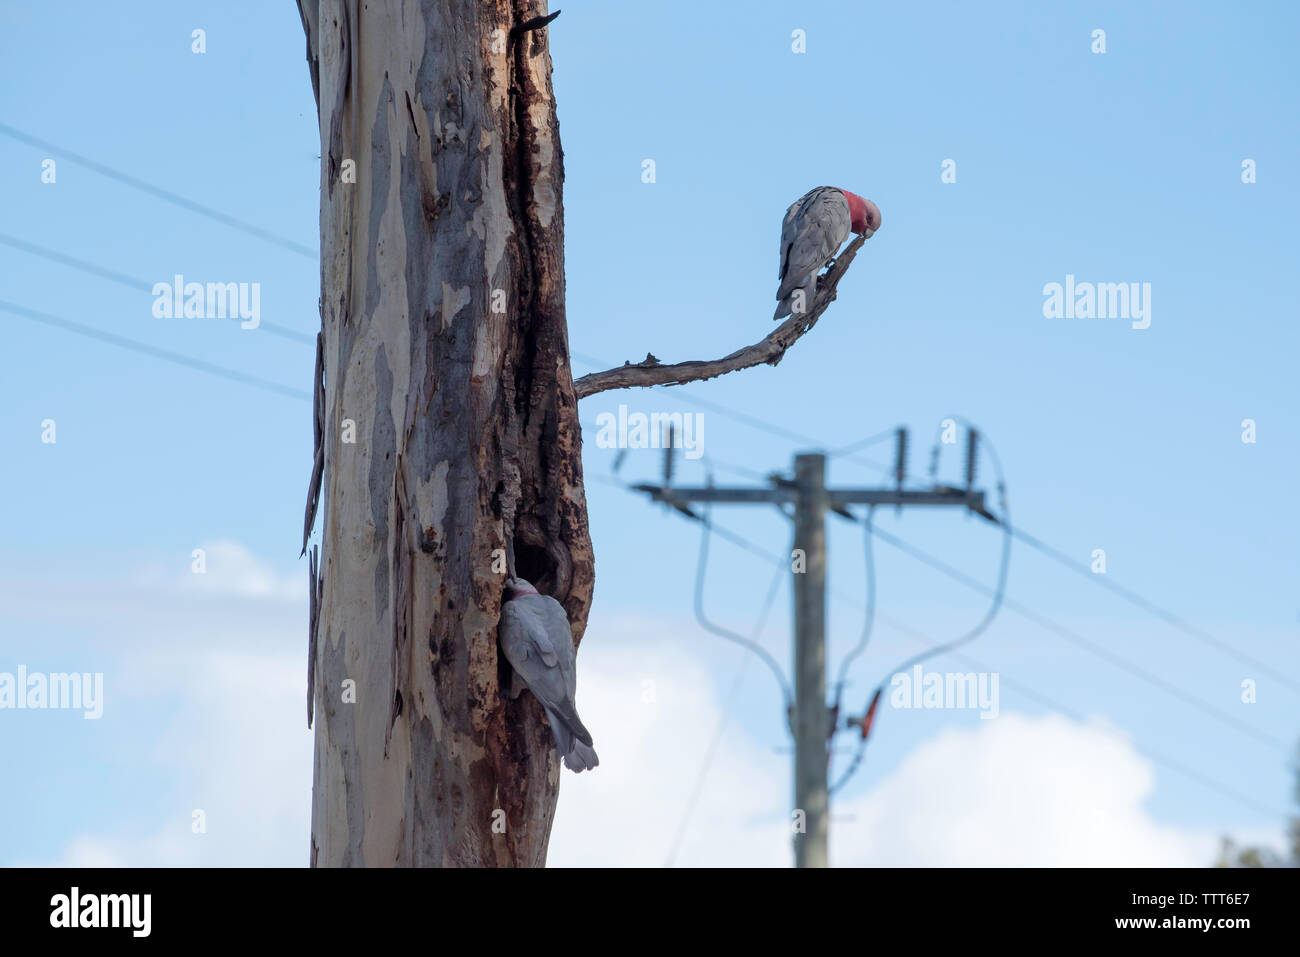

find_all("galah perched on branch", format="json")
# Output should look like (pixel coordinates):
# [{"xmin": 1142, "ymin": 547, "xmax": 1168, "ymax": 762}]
[
  {"xmin": 774, "ymin": 186, "xmax": 881, "ymax": 320},
  {"xmin": 499, "ymin": 577, "xmax": 599, "ymax": 772}
]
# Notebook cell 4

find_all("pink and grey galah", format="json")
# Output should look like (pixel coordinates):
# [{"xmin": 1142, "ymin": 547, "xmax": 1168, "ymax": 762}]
[
  {"xmin": 499, "ymin": 577, "xmax": 599, "ymax": 772},
  {"xmin": 774, "ymin": 186, "xmax": 881, "ymax": 320}
]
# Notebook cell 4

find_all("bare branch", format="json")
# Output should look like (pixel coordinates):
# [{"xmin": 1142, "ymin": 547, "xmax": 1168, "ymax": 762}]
[{"xmin": 573, "ymin": 232, "xmax": 869, "ymax": 400}]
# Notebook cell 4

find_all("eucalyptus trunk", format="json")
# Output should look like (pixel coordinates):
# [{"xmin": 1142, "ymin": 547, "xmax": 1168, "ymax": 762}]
[{"xmin": 296, "ymin": 0, "xmax": 592, "ymax": 867}]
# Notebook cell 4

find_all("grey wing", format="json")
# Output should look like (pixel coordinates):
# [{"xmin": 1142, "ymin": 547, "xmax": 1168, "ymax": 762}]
[
  {"xmin": 533, "ymin": 597, "xmax": 594, "ymax": 747},
  {"xmin": 504, "ymin": 598, "xmax": 593, "ymax": 747},
  {"xmin": 777, "ymin": 193, "xmax": 810, "ymax": 281},
  {"xmin": 776, "ymin": 187, "xmax": 851, "ymax": 301},
  {"xmin": 500, "ymin": 600, "xmax": 556, "ymax": 668},
  {"xmin": 533, "ymin": 596, "xmax": 578, "ymax": 688}
]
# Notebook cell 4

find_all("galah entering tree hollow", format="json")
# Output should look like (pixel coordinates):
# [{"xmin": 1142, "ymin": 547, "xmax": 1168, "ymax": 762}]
[
  {"xmin": 774, "ymin": 186, "xmax": 881, "ymax": 320},
  {"xmin": 499, "ymin": 577, "xmax": 599, "ymax": 772}
]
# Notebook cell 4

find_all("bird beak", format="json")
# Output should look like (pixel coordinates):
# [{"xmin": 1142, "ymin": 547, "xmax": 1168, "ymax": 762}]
[{"xmin": 861, "ymin": 227, "xmax": 876, "ymax": 239}]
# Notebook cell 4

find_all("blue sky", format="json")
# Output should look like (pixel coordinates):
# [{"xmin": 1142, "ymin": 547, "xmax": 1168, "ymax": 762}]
[{"xmin": 1, "ymin": 0, "xmax": 1296, "ymax": 866}]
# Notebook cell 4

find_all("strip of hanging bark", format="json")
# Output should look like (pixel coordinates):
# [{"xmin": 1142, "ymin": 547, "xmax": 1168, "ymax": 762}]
[
  {"xmin": 573, "ymin": 232, "xmax": 868, "ymax": 399},
  {"xmin": 295, "ymin": 0, "xmax": 321, "ymax": 110},
  {"xmin": 307, "ymin": 543, "xmax": 319, "ymax": 729},
  {"xmin": 300, "ymin": 330, "xmax": 325, "ymax": 556},
  {"xmin": 509, "ymin": 9, "xmax": 561, "ymax": 42}
]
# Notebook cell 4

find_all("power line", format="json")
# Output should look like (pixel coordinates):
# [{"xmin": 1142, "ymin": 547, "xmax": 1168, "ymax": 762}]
[
  {"xmin": 831, "ymin": 507, "xmax": 877, "ymax": 711},
  {"xmin": 693, "ymin": 505, "xmax": 794, "ymax": 709},
  {"xmin": 570, "ymin": 350, "xmax": 892, "ymax": 474},
  {"xmin": 600, "ymin": 399, "xmax": 1293, "ymax": 740},
  {"xmin": 588, "ymin": 473, "xmax": 781, "ymax": 565},
  {"xmin": 603, "ymin": 433, "xmax": 1292, "ymax": 821},
  {"xmin": 916, "ymin": 415, "xmax": 1299, "ymax": 699},
  {"xmin": 831, "ymin": 519, "xmax": 1011, "ymax": 793},
  {"xmin": 603, "ymin": 418, "xmax": 1292, "ymax": 802},
  {"xmin": 869, "ymin": 608, "xmax": 1289, "ymax": 820},
  {"xmin": 832, "ymin": 436, "xmax": 1012, "ymax": 793},
  {"xmin": 0, "ymin": 122, "xmax": 317, "ymax": 259},
  {"xmin": 669, "ymin": 509, "xmax": 1289, "ymax": 821},
  {"xmin": 827, "ymin": 428, "xmax": 898, "ymax": 459},
  {"xmin": 0, "ymin": 232, "xmax": 151, "ymax": 290},
  {"xmin": 870, "ymin": 523, "xmax": 1289, "ymax": 754},
  {"xmin": 15, "ymin": 129, "xmax": 1287, "ymax": 694},
  {"xmin": 7, "ymin": 125, "xmax": 1279, "ymax": 805},
  {"xmin": 589, "ymin": 469, "xmax": 794, "ymax": 707},
  {"xmin": 871, "ymin": 435, "xmax": 1012, "ymax": 680},
  {"xmin": 631, "ymin": 446, "xmax": 994, "ymax": 867},
  {"xmin": 0, "ymin": 300, "xmax": 310, "ymax": 402},
  {"xmin": 19, "ymin": 123, "xmax": 1276, "ymax": 826},
  {"xmin": 592, "ymin": 464, "xmax": 796, "ymax": 865},
  {"xmin": 708, "ymin": 457, "xmax": 776, "ymax": 483},
  {"xmin": 1007, "ymin": 522, "xmax": 1300, "ymax": 696},
  {"xmin": 0, "ymin": 231, "xmax": 316, "ymax": 344},
  {"xmin": 666, "ymin": 547, "xmax": 786, "ymax": 868}
]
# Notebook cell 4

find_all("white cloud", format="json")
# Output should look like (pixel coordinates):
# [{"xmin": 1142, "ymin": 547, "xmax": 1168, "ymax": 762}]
[
  {"xmin": 547, "ymin": 617, "xmax": 1234, "ymax": 867},
  {"xmin": 20, "ymin": 649, "xmax": 313, "ymax": 867},
  {"xmin": 833, "ymin": 714, "xmax": 1220, "ymax": 867},
  {"xmin": 14, "ymin": 561, "xmax": 1266, "ymax": 868},
  {"xmin": 549, "ymin": 626, "xmax": 790, "ymax": 868},
  {"xmin": 10, "ymin": 540, "xmax": 313, "ymax": 867},
  {"xmin": 131, "ymin": 539, "xmax": 304, "ymax": 602}
]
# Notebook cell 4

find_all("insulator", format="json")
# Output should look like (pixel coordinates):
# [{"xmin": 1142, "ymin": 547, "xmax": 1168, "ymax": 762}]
[{"xmin": 965, "ymin": 428, "xmax": 978, "ymax": 491}]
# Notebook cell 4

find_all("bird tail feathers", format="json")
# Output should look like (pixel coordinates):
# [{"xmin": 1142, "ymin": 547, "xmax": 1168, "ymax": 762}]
[
  {"xmin": 774, "ymin": 277, "xmax": 815, "ymax": 321},
  {"xmin": 543, "ymin": 705, "xmax": 598, "ymax": 773},
  {"xmin": 564, "ymin": 740, "xmax": 599, "ymax": 773},
  {"xmin": 543, "ymin": 706, "xmax": 571, "ymax": 757}
]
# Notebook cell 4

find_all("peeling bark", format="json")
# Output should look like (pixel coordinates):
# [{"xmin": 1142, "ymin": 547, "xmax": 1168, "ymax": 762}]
[{"xmin": 298, "ymin": 0, "xmax": 591, "ymax": 867}]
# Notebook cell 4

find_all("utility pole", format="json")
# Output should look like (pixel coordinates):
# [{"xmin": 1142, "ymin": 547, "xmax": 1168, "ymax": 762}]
[
  {"xmin": 792, "ymin": 453, "xmax": 828, "ymax": 867},
  {"xmin": 634, "ymin": 430, "xmax": 991, "ymax": 868}
]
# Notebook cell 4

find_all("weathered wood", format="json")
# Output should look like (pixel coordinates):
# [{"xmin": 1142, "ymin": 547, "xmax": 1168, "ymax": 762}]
[
  {"xmin": 296, "ymin": 0, "xmax": 864, "ymax": 869},
  {"xmin": 307, "ymin": 544, "xmax": 320, "ymax": 728},
  {"xmin": 300, "ymin": 330, "xmax": 324, "ymax": 557},
  {"xmin": 573, "ymin": 232, "xmax": 868, "ymax": 399},
  {"xmin": 299, "ymin": 0, "xmax": 590, "ymax": 867}
]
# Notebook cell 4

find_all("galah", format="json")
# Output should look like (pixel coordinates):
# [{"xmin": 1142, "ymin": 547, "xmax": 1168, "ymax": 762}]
[
  {"xmin": 774, "ymin": 186, "xmax": 881, "ymax": 320},
  {"xmin": 499, "ymin": 577, "xmax": 599, "ymax": 772}
]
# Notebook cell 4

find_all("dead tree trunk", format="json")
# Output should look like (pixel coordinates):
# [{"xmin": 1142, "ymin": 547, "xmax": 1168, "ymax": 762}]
[
  {"xmin": 297, "ymin": 0, "xmax": 592, "ymax": 867},
  {"xmin": 295, "ymin": 0, "xmax": 873, "ymax": 869}
]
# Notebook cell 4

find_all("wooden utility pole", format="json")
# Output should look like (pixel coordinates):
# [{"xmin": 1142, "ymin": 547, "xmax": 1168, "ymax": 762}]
[
  {"xmin": 635, "ymin": 434, "xmax": 990, "ymax": 867},
  {"xmin": 792, "ymin": 453, "xmax": 829, "ymax": 867}
]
